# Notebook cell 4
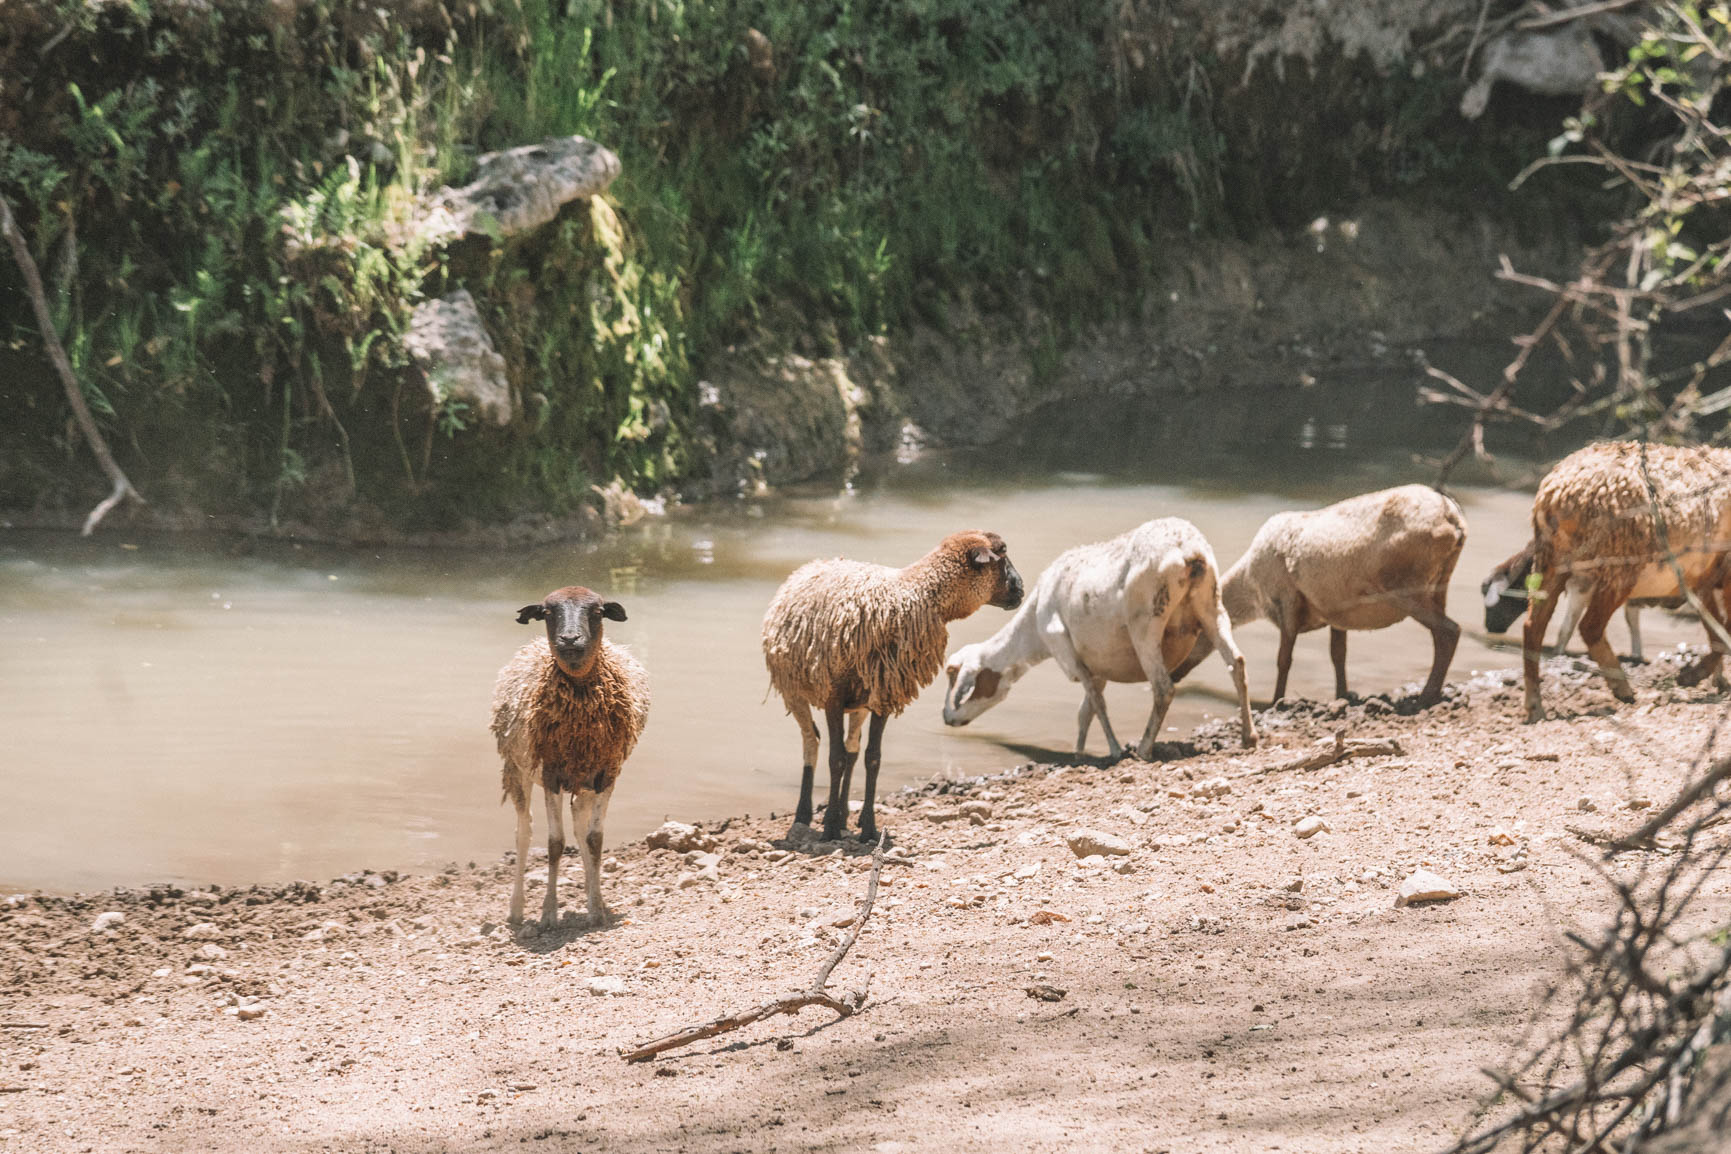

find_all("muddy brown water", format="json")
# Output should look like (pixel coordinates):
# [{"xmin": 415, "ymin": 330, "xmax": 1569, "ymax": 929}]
[{"xmin": 0, "ymin": 379, "xmax": 1701, "ymax": 891}]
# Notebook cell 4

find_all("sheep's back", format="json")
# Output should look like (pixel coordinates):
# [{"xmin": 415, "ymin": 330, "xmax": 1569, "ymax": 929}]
[
  {"xmin": 763, "ymin": 558, "xmax": 946, "ymax": 715},
  {"xmin": 1535, "ymin": 442, "xmax": 1731, "ymax": 585}
]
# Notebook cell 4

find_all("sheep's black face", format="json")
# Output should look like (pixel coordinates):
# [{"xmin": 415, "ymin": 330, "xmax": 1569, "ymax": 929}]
[
  {"xmin": 516, "ymin": 586, "xmax": 627, "ymax": 678},
  {"xmin": 1482, "ymin": 546, "xmax": 1536, "ymax": 634}
]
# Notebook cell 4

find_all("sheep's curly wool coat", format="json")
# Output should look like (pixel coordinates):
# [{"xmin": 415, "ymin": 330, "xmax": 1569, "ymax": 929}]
[
  {"xmin": 1532, "ymin": 441, "xmax": 1731, "ymax": 595},
  {"xmin": 763, "ymin": 558, "xmax": 960, "ymax": 717},
  {"xmin": 492, "ymin": 637, "xmax": 650, "ymax": 807}
]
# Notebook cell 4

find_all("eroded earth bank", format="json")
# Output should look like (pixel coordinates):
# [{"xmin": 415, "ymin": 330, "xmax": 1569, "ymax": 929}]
[{"xmin": 6, "ymin": 653, "xmax": 1731, "ymax": 1153}]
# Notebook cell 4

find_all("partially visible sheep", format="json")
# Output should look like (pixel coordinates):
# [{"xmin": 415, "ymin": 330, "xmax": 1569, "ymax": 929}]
[
  {"xmin": 1519, "ymin": 442, "xmax": 1731, "ymax": 722},
  {"xmin": 1220, "ymin": 485, "xmax": 1467, "ymax": 705},
  {"xmin": 492, "ymin": 586, "xmax": 650, "ymax": 930},
  {"xmin": 1482, "ymin": 539, "xmax": 1675, "ymax": 661},
  {"xmin": 763, "ymin": 530, "xmax": 1024, "ymax": 842},
  {"xmin": 941, "ymin": 517, "xmax": 1255, "ymax": 759}
]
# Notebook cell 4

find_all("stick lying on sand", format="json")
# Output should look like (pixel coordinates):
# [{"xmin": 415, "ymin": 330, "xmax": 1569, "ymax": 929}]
[{"xmin": 621, "ymin": 837, "xmax": 886, "ymax": 1063}]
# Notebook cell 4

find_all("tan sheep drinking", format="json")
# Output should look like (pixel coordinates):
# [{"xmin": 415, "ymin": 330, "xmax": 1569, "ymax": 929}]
[
  {"xmin": 492, "ymin": 586, "xmax": 650, "ymax": 931},
  {"xmin": 1219, "ymin": 484, "xmax": 1467, "ymax": 706},
  {"xmin": 762, "ymin": 530, "xmax": 1024, "ymax": 842},
  {"xmin": 1519, "ymin": 441, "xmax": 1731, "ymax": 722}
]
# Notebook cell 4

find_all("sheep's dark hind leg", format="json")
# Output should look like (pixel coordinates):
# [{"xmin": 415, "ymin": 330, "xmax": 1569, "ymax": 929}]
[
  {"xmin": 1329, "ymin": 628, "xmax": 1349, "ymax": 700},
  {"xmin": 857, "ymin": 712, "xmax": 888, "ymax": 843},
  {"xmin": 793, "ymin": 707, "xmax": 820, "ymax": 828},
  {"xmin": 820, "ymin": 702, "xmax": 850, "ymax": 841}
]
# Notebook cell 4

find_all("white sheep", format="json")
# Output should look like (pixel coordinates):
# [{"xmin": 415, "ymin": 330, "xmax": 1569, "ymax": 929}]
[
  {"xmin": 941, "ymin": 518, "xmax": 1255, "ymax": 760},
  {"xmin": 1518, "ymin": 441, "xmax": 1731, "ymax": 722},
  {"xmin": 762, "ymin": 530, "xmax": 1024, "ymax": 842},
  {"xmin": 1219, "ymin": 485, "xmax": 1467, "ymax": 705},
  {"xmin": 492, "ymin": 585, "xmax": 649, "ymax": 930}
]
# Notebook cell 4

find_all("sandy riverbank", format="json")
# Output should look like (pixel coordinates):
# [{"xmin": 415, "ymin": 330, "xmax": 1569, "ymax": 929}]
[{"xmin": 5, "ymin": 652, "xmax": 1731, "ymax": 1153}]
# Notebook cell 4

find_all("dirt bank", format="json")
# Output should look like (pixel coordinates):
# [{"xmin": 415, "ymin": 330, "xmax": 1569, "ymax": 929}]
[{"xmin": 5, "ymin": 651, "xmax": 1730, "ymax": 1153}]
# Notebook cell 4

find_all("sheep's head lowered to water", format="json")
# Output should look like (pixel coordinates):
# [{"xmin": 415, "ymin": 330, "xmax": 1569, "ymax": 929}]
[{"xmin": 516, "ymin": 586, "xmax": 627, "ymax": 679}]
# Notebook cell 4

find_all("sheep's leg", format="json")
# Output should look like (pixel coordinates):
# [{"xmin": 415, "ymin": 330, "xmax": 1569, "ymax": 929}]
[
  {"xmin": 541, "ymin": 785, "xmax": 568, "ymax": 931},
  {"xmin": 1127, "ymin": 626, "xmax": 1177, "ymax": 762},
  {"xmin": 1329, "ymin": 628, "xmax": 1349, "ymax": 700},
  {"xmin": 574, "ymin": 784, "xmax": 614, "ymax": 923},
  {"xmin": 1388, "ymin": 592, "xmax": 1460, "ymax": 707},
  {"xmin": 1272, "ymin": 628, "xmax": 1296, "ymax": 704},
  {"xmin": 1075, "ymin": 687, "xmax": 1095, "ymax": 756},
  {"xmin": 1523, "ymin": 567, "xmax": 1563, "ymax": 723},
  {"xmin": 1198, "ymin": 605, "xmax": 1256, "ymax": 749},
  {"xmin": 1170, "ymin": 633, "xmax": 1214, "ymax": 683},
  {"xmin": 1625, "ymin": 605, "xmax": 1645, "ymax": 663},
  {"xmin": 792, "ymin": 706, "xmax": 820, "ymax": 828},
  {"xmin": 857, "ymin": 712, "xmax": 888, "ymax": 843},
  {"xmin": 838, "ymin": 709, "xmax": 865, "ymax": 826},
  {"xmin": 508, "ymin": 783, "xmax": 532, "ymax": 927},
  {"xmin": 1576, "ymin": 585, "xmax": 1636, "ymax": 703},
  {"xmin": 1553, "ymin": 586, "xmax": 1587, "ymax": 656},
  {"xmin": 1679, "ymin": 584, "xmax": 1730, "ymax": 687},
  {"xmin": 1045, "ymin": 626, "xmax": 1121, "ymax": 759},
  {"xmin": 820, "ymin": 702, "xmax": 850, "ymax": 841}
]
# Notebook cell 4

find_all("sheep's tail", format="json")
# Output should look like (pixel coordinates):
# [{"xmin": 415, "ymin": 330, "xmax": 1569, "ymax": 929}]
[{"xmin": 1185, "ymin": 553, "xmax": 1208, "ymax": 583}]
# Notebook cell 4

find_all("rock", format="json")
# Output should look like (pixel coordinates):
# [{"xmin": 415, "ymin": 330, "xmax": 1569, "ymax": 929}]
[
  {"xmin": 1014, "ymin": 863, "xmax": 1041, "ymax": 880},
  {"xmin": 1294, "ymin": 816, "xmax": 1329, "ymax": 839},
  {"xmin": 236, "ymin": 1006, "xmax": 267, "ymax": 1021},
  {"xmin": 1395, "ymin": 869, "xmax": 1461, "ymax": 907},
  {"xmin": 419, "ymin": 135, "xmax": 620, "ymax": 242},
  {"xmin": 476, "ymin": 1088, "xmax": 501, "ymax": 1103},
  {"xmin": 1461, "ymin": 21, "xmax": 1602, "ymax": 120},
  {"xmin": 1487, "ymin": 827, "xmax": 1517, "ymax": 846},
  {"xmin": 1283, "ymin": 878, "xmax": 1304, "ymax": 893},
  {"xmin": 1112, "ymin": 859, "xmax": 1136, "ymax": 875},
  {"xmin": 960, "ymin": 800, "xmax": 993, "ymax": 820},
  {"xmin": 583, "ymin": 976, "xmax": 626, "ymax": 997},
  {"xmin": 1025, "ymin": 984, "xmax": 1068, "ymax": 1002},
  {"xmin": 1191, "ymin": 777, "xmax": 1231, "ymax": 799},
  {"xmin": 402, "ymin": 289, "xmax": 512, "ymax": 427},
  {"xmin": 1067, "ymin": 830, "xmax": 1132, "ymax": 858},
  {"xmin": 1027, "ymin": 910, "xmax": 1070, "ymax": 926},
  {"xmin": 1628, "ymin": 797, "xmax": 1653, "ymax": 811},
  {"xmin": 195, "ymin": 943, "xmax": 229, "ymax": 961},
  {"xmin": 90, "ymin": 911, "xmax": 126, "ymax": 932},
  {"xmin": 1110, "ymin": 805, "xmax": 1149, "ymax": 828},
  {"xmin": 646, "ymin": 821, "xmax": 719, "ymax": 854},
  {"xmin": 1285, "ymin": 914, "xmax": 1313, "ymax": 931},
  {"xmin": 1578, "ymin": 796, "xmax": 1598, "ymax": 812},
  {"xmin": 182, "ymin": 923, "xmax": 222, "ymax": 940},
  {"xmin": 922, "ymin": 807, "xmax": 965, "ymax": 824}
]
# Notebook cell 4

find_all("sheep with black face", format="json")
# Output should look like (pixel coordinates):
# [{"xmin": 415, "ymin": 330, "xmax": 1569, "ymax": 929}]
[{"xmin": 492, "ymin": 586, "xmax": 650, "ymax": 931}]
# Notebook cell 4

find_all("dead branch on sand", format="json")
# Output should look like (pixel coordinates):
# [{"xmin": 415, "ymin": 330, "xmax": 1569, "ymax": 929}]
[
  {"xmin": 621, "ymin": 837, "xmax": 885, "ymax": 1063},
  {"xmin": 1242, "ymin": 730, "xmax": 1404, "ymax": 778}
]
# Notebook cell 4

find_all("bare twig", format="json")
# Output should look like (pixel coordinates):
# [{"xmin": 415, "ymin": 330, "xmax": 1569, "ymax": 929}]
[
  {"xmin": 621, "ymin": 836, "xmax": 886, "ymax": 1062},
  {"xmin": 1242, "ymin": 731, "xmax": 1404, "ymax": 777},
  {"xmin": 1518, "ymin": 0, "xmax": 1647, "ymax": 31},
  {"xmin": 0, "ymin": 191, "xmax": 143, "ymax": 534}
]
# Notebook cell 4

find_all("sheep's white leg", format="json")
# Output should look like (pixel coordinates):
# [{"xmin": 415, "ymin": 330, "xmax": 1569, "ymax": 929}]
[
  {"xmin": 1553, "ymin": 586, "xmax": 1587, "ymax": 655},
  {"xmin": 792, "ymin": 705, "xmax": 821, "ymax": 828},
  {"xmin": 1074, "ymin": 690, "xmax": 1095, "ymax": 756},
  {"xmin": 1199, "ymin": 605, "xmax": 1256, "ymax": 749},
  {"xmin": 1126, "ymin": 602, "xmax": 1177, "ymax": 761},
  {"xmin": 541, "ymin": 785, "xmax": 567, "ymax": 931},
  {"xmin": 1625, "ymin": 604, "xmax": 1644, "ymax": 662},
  {"xmin": 508, "ymin": 781, "xmax": 532, "ymax": 927},
  {"xmin": 1044, "ymin": 625, "xmax": 1120, "ymax": 758},
  {"xmin": 838, "ymin": 709, "xmax": 866, "ymax": 823},
  {"xmin": 574, "ymin": 784, "xmax": 614, "ymax": 923}
]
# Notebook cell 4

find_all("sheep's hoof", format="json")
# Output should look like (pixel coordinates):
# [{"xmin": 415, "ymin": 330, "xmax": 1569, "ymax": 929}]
[
  {"xmin": 1240, "ymin": 734, "xmax": 1258, "ymax": 750},
  {"xmin": 1524, "ymin": 706, "xmax": 1546, "ymax": 725},
  {"xmin": 584, "ymin": 907, "xmax": 614, "ymax": 928},
  {"xmin": 856, "ymin": 827, "xmax": 879, "ymax": 845},
  {"xmin": 1610, "ymin": 685, "xmax": 1638, "ymax": 703}
]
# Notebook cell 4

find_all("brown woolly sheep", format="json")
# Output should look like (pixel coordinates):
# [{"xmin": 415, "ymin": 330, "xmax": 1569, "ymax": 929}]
[
  {"xmin": 1219, "ymin": 485, "xmax": 1467, "ymax": 706},
  {"xmin": 762, "ymin": 530, "xmax": 1024, "ymax": 842},
  {"xmin": 1520, "ymin": 441, "xmax": 1731, "ymax": 722},
  {"xmin": 492, "ymin": 586, "xmax": 650, "ymax": 930}
]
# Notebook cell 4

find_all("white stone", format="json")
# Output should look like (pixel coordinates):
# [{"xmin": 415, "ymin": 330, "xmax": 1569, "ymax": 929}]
[
  {"xmin": 583, "ymin": 976, "xmax": 626, "ymax": 997},
  {"xmin": 195, "ymin": 943, "xmax": 229, "ymax": 961},
  {"xmin": 1067, "ymin": 830, "xmax": 1132, "ymax": 858},
  {"xmin": 91, "ymin": 911, "xmax": 126, "ymax": 932},
  {"xmin": 403, "ymin": 289, "xmax": 513, "ymax": 427},
  {"xmin": 181, "ymin": 923, "xmax": 221, "ymax": 940},
  {"xmin": 1395, "ymin": 869, "xmax": 1461, "ymax": 907},
  {"xmin": 646, "ymin": 821, "xmax": 718, "ymax": 854},
  {"xmin": 1294, "ymin": 816, "xmax": 1329, "ymax": 839}
]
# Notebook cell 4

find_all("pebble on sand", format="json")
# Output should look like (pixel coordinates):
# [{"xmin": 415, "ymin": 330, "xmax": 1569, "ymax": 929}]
[{"xmin": 1395, "ymin": 869, "xmax": 1461, "ymax": 908}]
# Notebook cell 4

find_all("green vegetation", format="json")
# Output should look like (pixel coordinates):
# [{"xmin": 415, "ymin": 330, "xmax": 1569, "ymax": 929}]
[{"xmin": 0, "ymin": 0, "xmax": 1589, "ymax": 530}]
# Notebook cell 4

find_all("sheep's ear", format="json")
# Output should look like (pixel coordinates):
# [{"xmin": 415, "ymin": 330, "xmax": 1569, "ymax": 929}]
[
  {"xmin": 516, "ymin": 604, "xmax": 547, "ymax": 624},
  {"xmin": 600, "ymin": 601, "xmax": 628, "ymax": 622},
  {"xmin": 969, "ymin": 546, "xmax": 1001, "ymax": 566},
  {"xmin": 1483, "ymin": 578, "xmax": 1510, "ymax": 608}
]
